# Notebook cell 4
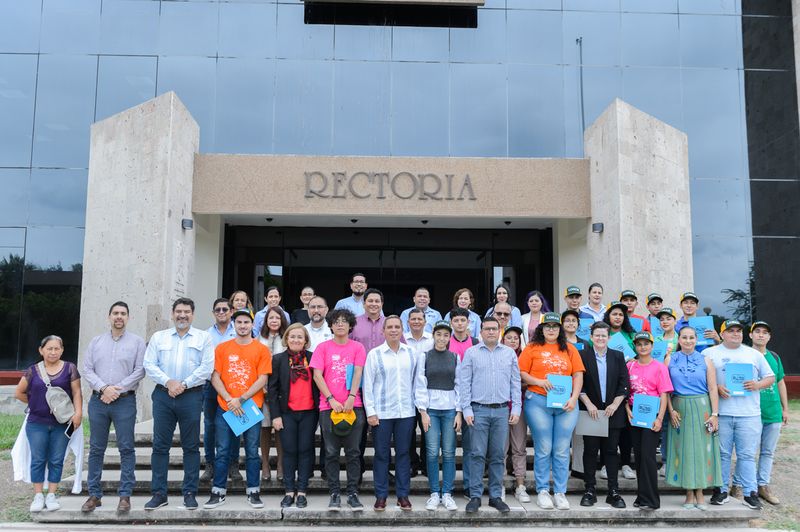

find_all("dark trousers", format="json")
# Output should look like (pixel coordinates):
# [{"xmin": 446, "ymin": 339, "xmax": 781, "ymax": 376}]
[
  {"xmin": 88, "ymin": 394, "xmax": 137, "ymax": 497},
  {"xmin": 619, "ymin": 426, "xmax": 634, "ymax": 468},
  {"xmin": 631, "ymin": 426, "xmax": 661, "ymax": 509},
  {"xmin": 279, "ymin": 410, "xmax": 318, "ymax": 493},
  {"xmin": 151, "ymin": 386, "xmax": 202, "ymax": 496},
  {"xmin": 410, "ymin": 410, "xmax": 427, "ymax": 474},
  {"xmin": 583, "ymin": 428, "xmax": 621, "ymax": 491},
  {"xmin": 319, "ymin": 408, "xmax": 365, "ymax": 495},
  {"xmin": 372, "ymin": 416, "xmax": 415, "ymax": 499},
  {"xmin": 203, "ymin": 380, "xmax": 239, "ymax": 466}
]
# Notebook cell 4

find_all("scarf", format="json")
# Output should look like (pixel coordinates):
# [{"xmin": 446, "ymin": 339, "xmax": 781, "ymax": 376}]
[{"xmin": 289, "ymin": 350, "xmax": 309, "ymax": 383}]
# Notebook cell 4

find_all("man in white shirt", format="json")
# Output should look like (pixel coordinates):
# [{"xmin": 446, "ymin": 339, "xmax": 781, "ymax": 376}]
[{"xmin": 304, "ymin": 296, "xmax": 333, "ymax": 352}]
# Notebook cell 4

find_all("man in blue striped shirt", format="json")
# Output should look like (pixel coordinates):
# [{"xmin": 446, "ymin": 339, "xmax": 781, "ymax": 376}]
[{"xmin": 143, "ymin": 297, "xmax": 214, "ymax": 512}]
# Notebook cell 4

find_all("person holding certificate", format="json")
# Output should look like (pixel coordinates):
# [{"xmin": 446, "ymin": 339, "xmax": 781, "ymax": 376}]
[
  {"xmin": 578, "ymin": 322, "xmax": 629, "ymax": 509},
  {"xmin": 625, "ymin": 332, "xmax": 673, "ymax": 511},
  {"xmin": 518, "ymin": 312, "xmax": 585, "ymax": 510},
  {"xmin": 665, "ymin": 326, "xmax": 722, "ymax": 509}
]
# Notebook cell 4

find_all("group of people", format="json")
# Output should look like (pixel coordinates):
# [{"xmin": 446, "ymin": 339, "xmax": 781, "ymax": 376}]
[{"xmin": 14, "ymin": 275, "xmax": 788, "ymax": 516}]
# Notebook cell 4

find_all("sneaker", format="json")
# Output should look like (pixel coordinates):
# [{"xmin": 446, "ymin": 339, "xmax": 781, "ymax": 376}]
[
  {"xmin": 621, "ymin": 465, "xmax": 637, "ymax": 480},
  {"xmin": 729, "ymin": 485, "xmax": 743, "ymax": 499},
  {"xmin": 580, "ymin": 490, "xmax": 597, "ymax": 507},
  {"xmin": 328, "ymin": 493, "xmax": 341, "ymax": 511},
  {"xmin": 44, "ymin": 493, "xmax": 60, "ymax": 512},
  {"xmin": 465, "ymin": 497, "xmax": 481, "ymax": 513},
  {"xmin": 442, "ymin": 493, "xmax": 458, "ymax": 511},
  {"xmin": 554, "ymin": 493, "xmax": 570, "ymax": 510},
  {"xmin": 247, "ymin": 493, "xmax": 264, "ymax": 509},
  {"xmin": 710, "ymin": 488, "xmax": 729, "ymax": 505},
  {"xmin": 183, "ymin": 493, "xmax": 198, "ymax": 510},
  {"xmin": 515, "ymin": 485, "xmax": 531, "ymax": 503},
  {"xmin": 758, "ymin": 485, "xmax": 780, "ymax": 505},
  {"xmin": 743, "ymin": 491, "xmax": 763, "ymax": 510},
  {"xmin": 347, "ymin": 493, "xmax": 364, "ymax": 512},
  {"xmin": 280, "ymin": 494, "xmax": 294, "ymax": 508},
  {"xmin": 203, "ymin": 493, "xmax": 226, "ymax": 509},
  {"xmin": 296, "ymin": 495, "xmax": 308, "ymax": 508},
  {"xmin": 599, "ymin": 466, "xmax": 608, "ymax": 479},
  {"xmin": 29, "ymin": 493, "xmax": 45, "ymax": 513},
  {"xmin": 144, "ymin": 493, "xmax": 168, "ymax": 511},
  {"xmin": 426, "ymin": 492, "xmax": 441, "ymax": 510},
  {"xmin": 537, "ymin": 490, "xmax": 554, "ymax": 510},
  {"xmin": 488, "ymin": 497, "xmax": 510, "ymax": 513},
  {"xmin": 606, "ymin": 489, "xmax": 626, "ymax": 508}
]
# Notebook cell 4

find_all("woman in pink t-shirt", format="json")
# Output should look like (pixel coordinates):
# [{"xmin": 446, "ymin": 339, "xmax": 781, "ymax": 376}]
[{"xmin": 625, "ymin": 332, "xmax": 673, "ymax": 511}]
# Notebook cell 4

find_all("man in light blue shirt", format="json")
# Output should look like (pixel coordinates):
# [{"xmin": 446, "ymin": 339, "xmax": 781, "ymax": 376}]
[
  {"xmin": 334, "ymin": 273, "xmax": 367, "ymax": 317},
  {"xmin": 143, "ymin": 297, "xmax": 214, "ymax": 512},
  {"xmin": 400, "ymin": 287, "xmax": 442, "ymax": 333},
  {"xmin": 459, "ymin": 317, "xmax": 521, "ymax": 514}
]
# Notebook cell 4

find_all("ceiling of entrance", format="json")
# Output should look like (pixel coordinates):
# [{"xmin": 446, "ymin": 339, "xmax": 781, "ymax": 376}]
[{"xmin": 222, "ymin": 213, "xmax": 555, "ymax": 229}]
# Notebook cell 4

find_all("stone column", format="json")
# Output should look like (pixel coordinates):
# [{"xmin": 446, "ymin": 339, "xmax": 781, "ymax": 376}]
[
  {"xmin": 583, "ymin": 99, "xmax": 692, "ymax": 310},
  {"xmin": 79, "ymin": 92, "xmax": 199, "ymax": 420}
]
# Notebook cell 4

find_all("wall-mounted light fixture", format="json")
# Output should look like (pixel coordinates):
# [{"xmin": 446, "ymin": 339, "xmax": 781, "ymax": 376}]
[
  {"xmin": 181, "ymin": 218, "xmax": 194, "ymax": 230},
  {"xmin": 591, "ymin": 222, "xmax": 604, "ymax": 234}
]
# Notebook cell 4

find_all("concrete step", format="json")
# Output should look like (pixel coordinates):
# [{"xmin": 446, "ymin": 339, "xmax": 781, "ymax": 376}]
[
  {"xmin": 30, "ymin": 494, "xmax": 756, "ymax": 527},
  {"xmin": 63, "ymin": 468, "xmax": 683, "ymax": 495}
]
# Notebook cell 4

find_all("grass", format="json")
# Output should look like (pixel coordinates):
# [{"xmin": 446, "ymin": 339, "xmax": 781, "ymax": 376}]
[{"xmin": 0, "ymin": 414, "xmax": 24, "ymax": 450}]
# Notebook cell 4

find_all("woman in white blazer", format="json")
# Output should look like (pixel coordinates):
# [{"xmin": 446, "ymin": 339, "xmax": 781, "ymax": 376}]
[{"xmin": 521, "ymin": 291, "xmax": 550, "ymax": 344}]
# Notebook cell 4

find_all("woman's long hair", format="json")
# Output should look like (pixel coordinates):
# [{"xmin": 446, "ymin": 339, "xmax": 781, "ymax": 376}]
[
  {"xmin": 603, "ymin": 306, "xmax": 636, "ymax": 334},
  {"xmin": 530, "ymin": 322, "xmax": 569, "ymax": 352}
]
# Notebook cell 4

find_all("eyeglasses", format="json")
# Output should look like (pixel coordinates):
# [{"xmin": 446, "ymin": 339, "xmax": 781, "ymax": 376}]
[
  {"xmin": 494, "ymin": 312, "xmax": 510, "ymax": 317},
  {"xmin": 332, "ymin": 319, "xmax": 350, "ymax": 326},
  {"xmin": 213, "ymin": 308, "xmax": 230, "ymax": 313},
  {"xmin": 482, "ymin": 326, "xmax": 499, "ymax": 331}
]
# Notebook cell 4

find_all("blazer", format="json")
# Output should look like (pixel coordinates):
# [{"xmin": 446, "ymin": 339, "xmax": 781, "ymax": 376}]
[
  {"xmin": 578, "ymin": 346, "xmax": 629, "ymax": 429},
  {"xmin": 267, "ymin": 350, "xmax": 320, "ymax": 418}
]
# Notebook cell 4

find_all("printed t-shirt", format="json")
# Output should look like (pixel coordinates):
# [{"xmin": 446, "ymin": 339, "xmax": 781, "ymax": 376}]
[
  {"xmin": 760, "ymin": 350, "xmax": 785, "ymax": 424},
  {"xmin": 518, "ymin": 342, "xmax": 585, "ymax": 396},
  {"xmin": 706, "ymin": 343, "xmax": 774, "ymax": 417},
  {"xmin": 309, "ymin": 338, "xmax": 367, "ymax": 411},
  {"xmin": 626, "ymin": 359, "xmax": 673, "ymax": 405},
  {"xmin": 215, "ymin": 339, "xmax": 272, "ymax": 410}
]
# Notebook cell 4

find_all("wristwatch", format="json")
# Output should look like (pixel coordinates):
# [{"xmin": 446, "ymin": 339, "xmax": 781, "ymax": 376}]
[{"xmin": 709, "ymin": 412, "xmax": 718, "ymax": 417}]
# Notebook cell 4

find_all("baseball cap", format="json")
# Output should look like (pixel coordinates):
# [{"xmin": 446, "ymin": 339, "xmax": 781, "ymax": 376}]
[
  {"xmin": 656, "ymin": 307, "xmax": 676, "ymax": 319},
  {"xmin": 646, "ymin": 293, "xmax": 663, "ymax": 305},
  {"xmin": 231, "ymin": 309, "xmax": 254, "ymax": 321},
  {"xmin": 542, "ymin": 312, "xmax": 562, "ymax": 325},
  {"xmin": 720, "ymin": 319, "xmax": 743, "ymax": 334},
  {"xmin": 504, "ymin": 325, "xmax": 523, "ymax": 337},
  {"xmin": 620, "ymin": 289, "xmax": 637, "ymax": 300},
  {"xmin": 633, "ymin": 331, "xmax": 654, "ymax": 344},
  {"xmin": 606, "ymin": 301, "xmax": 628, "ymax": 314},
  {"xmin": 433, "ymin": 320, "xmax": 452, "ymax": 333},
  {"xmin": 330, "ymin": 410, "xmax": 357, "ymax": 437},
  {"xmin": 680, "ymin": 291, "xmax": 699, "ymax": 303},
  {"xmin": 750, "ymin": 321, "xmax": 771, "ymax": 333},
  {"xmin": 564, "ymin": 285, "xmax": 582, "ymax": 297},
  {"xmin": 561, "ymin": 309, "xmax": 581, "ymax": 322}
]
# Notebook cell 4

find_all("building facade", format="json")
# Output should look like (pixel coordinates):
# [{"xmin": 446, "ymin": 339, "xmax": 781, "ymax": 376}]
[{"xmin": 0, "ymin": 0, "xmax": 798, "ymax": 374}]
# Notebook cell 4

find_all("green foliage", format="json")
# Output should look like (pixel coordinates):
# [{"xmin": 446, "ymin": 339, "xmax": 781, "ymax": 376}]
[{"xmin": 0, "ymin": 414, "xmax": 24, "ymax": 450}]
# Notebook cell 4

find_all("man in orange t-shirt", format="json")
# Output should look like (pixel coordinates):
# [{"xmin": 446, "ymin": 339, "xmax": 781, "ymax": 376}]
[{"xmin": 205, "ymin": 310, "xmax": 272, "ymax": 510}]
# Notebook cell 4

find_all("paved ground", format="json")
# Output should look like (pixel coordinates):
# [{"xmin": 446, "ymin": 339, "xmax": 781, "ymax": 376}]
[{"xmin": 0, "ymin": 526, "xmax": 770, "ymax": 532}]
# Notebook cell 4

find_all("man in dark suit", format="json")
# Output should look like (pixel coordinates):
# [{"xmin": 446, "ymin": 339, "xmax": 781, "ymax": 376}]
[{"xmin": 578, "ymin": 321, "xmax": 629, "ymax": 508}]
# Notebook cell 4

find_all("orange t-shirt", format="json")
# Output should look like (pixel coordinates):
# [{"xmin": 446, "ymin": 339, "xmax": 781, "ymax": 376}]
[
  {"xmin": 214, "ymin": 339, "xmax": 273, "ymax": 410},
  {"xmin": 518, "ymin": 342, "xmax": 585, "ymax": 396}
]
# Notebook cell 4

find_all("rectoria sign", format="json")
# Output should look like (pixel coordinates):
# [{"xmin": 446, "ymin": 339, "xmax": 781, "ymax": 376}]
[{"xmin": 304, "ymin": 171, "xmax": 477, "ymax": 201}]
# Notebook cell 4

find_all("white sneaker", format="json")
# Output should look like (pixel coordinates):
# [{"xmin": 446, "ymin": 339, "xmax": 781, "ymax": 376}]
[
  {"xmin": 622, "ymin": 465, "xmax": 637, "ymax": 480},
  {"xmin": 554, "ymin": 492, "xmax": 570, "ymax": 510},
  {"xmin": 599, "ymin": 466, "xmax": 608, "ymax": 479},
  {"xmin": 515, "ymin": 485, "xmax": 531, "ymax": 503},
  {"xmin": 442, "ymin": 493, "xmax": 458, "ymax": 511},
  {"xmin": 500, "ymin": 485, "xmax": 506, "ymax": 502},
  {"xmin": 45, "ymin": 492, "xmax": 60, "ymax": 511},
  {"xmin": 537, "ymin": 490, "xmax": 554, "ymax": 509},
  {"xmin": 426, "ymin": 493, "xmax": 441, "ymax": 510},
  {"xmin": 30, "ymin": 493, "xmax": 45, "ymax": 513}
]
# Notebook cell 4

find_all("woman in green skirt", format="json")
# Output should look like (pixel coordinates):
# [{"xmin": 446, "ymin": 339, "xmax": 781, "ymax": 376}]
[{"xmin": 665, "ymin": 327, "xmax": 722, "ymax": 509}]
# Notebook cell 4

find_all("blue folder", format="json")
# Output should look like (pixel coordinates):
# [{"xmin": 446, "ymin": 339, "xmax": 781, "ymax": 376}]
[
  {"xmin": 726, "ymin": 363, "xmax": 753, "ymax": 396},
  {"xmin": 572, "ymin": 341, "xmax": 585, "ymax": 351},
  {"xmin": 649, "ymin": 317, "xmax": 664, "ymax": 338},
  {"xmin": 346, "ymin": 363, "xmax": 354, "ymax": 391},
  {"xmin": 689, "ymin": 316, "xmax": 715, "ymax": 346},
  {"xmin": 651, "ymin": 341, "xmax": 669, "ymax": 363},
  {"xmin": 608, "ymin": 333, "xmax": 636, "ymax": 360},
  {"xmin": 631, "ymin": 394, "xmax": 660, "ymax": 429},
  {"xmin": 577, "ymin": 319, "xmax": 594, "ymax": 341},
  {"xmin": 546, "ymin": 374, "xmax": 572, "ymax": 408},
  {"xmin": 222, "ymin": 398, "xmax": 265, "ymax": 436},
  {"xmin": 629, "ymin": 317, "xmax": 643, "ymax": 332}
]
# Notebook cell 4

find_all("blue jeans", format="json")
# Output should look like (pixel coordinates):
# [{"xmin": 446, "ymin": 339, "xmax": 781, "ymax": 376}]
[
  {"xmin": 88, "ymin": 394, "xmax": 137, "ymax": 497},
  {"xmin": 468, "ymin": 404, "xmax": 509, "ymax": 499},
  {"xmin": 524, "ymin": 391, "xmax": 579, "ymax": 493},
  {"xmin": 26, "ymin": 421, "xmax": 70, "ymax": 484},
  {"xmin": 425, "ymin": 409, "xmax": 457, "ymax": 495},
  {"xmin": 212, "ymin": 410, "xmax": 261, "ymax": 494},
  {"xmin": 203, "ymin": 381, "xmax": 239, "ymax": 466},
  {"xmin": 151, "ymin": 386, "xmax": 202, "ymax": 496},
  {"xmin": 719, "ymin": 415, "xmax": 761, "ymax": 494},
  {"xmin": 733, "ymin": 421, "xmax": 782, "ymax": 488},
  {"xmin": 461, "ymin": 423, "xmax": 471, "ymax": 492},
  {"xmin": 372, "ymin": 416, "xmax": 415, "ymax": 498}
]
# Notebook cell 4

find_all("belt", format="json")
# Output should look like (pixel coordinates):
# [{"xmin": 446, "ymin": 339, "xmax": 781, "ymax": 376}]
[
  {"xmin": 93, "ymin": 390, "xmax": 135, "ymax": 399},
  {"xmin": 156, "ymin": 384, "xmax": 202, "ymax": 393},
  {"xmin": 471, "ymin": 402, "xmax": 507, "ymax": 409}
]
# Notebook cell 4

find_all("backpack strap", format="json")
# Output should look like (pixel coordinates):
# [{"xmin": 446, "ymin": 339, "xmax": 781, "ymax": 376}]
[{"xmin": 35, "ymin": 362, "xmax": 52, "ymax": 387}]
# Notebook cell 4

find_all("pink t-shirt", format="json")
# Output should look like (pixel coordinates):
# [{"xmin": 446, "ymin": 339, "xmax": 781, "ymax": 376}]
[
  {"xmin": 309, "ymin": 338, "xmax": 367, "ymax": 411},
  {"xmin": 449, "ymin": 335, "xmax": 476, "ymax": 361},
  {"xmin": 626, "ymin": 358, "xmax": 673, "ymax": 406}
]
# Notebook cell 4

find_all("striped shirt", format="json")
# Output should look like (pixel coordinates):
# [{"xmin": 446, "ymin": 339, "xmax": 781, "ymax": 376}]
[
  {"xmin": 363, "ymin": 342, "xmax": 417, "ymax": 419},
  {"xmin": 143, "ymin": 327, "xmax": 214, "ymax": 389},
  {"xmin": 459, "ymin": 341, "xmax": 522, "ymax": 418}
]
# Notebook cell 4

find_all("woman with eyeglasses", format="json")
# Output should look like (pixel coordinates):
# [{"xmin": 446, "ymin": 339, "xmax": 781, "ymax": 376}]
[{"xmin": 665, "ymin": 326, "xmax": 721, "ymax": 510}]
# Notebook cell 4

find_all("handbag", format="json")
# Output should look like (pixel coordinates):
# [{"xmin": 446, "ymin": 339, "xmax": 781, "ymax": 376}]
[{"xmin": 35, "ymin": 362, "xmax": 75, "ymax": 424}]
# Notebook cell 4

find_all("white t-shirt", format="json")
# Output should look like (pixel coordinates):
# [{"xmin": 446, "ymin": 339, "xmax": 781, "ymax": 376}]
[{"xmin": 706, "ymin": 343, "xmax": 774, "ymax": 417}]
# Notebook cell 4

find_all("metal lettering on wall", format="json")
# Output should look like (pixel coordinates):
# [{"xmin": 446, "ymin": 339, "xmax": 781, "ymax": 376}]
[{"xmin": 304, "ymin": 171, "xmax": 477, "ymax": 201}]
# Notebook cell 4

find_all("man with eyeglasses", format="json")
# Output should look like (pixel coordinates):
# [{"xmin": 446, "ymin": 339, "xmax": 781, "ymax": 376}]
[
  {"xmin": 335, "ymin": 273, "xmax": 368, "ymax": 317},
  {"xmin": 305, "ymin": 296, "xmax": 334, "ymax": 352},
  {"xmin": 489, "ymin": 302, "xmax": 512, "ymax": 340},
  {"xmin": 202, "ymin": 299, "xmax": 239, "ymax": 483}
]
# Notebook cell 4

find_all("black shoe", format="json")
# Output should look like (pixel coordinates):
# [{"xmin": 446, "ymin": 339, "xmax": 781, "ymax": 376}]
[
  {"xmin": 200, "ymin": 465, "xmax": 214, "ymax": 482},
  {"xmin": 203, "ymin": 493, "xmax": 225, "ymax": 509},
  {"xmin": 466, "ymin": 497, "xmax": 481, "ymax": 513},
  {"xmin": 743, "ymin": 491, "xmax": 763, "ymax": 510},
  {"xmin": 328, "ymin": 493, "xmax": 341, "ymax": 511},
  {"xmin": 347, "ymin": 493, "xmax": 364, "ymax": 512},
  {"xmin": 247, "ymin": 493, "xmax": 264, "ymax": 509},
  {"xmin": 144, "ymin": 493, "xmax": 168, "ymax": 511},
  {"xmin": 710, "ymin": 488, "xmax": 729, "ymax": 505},
  {"xmin": 488, "ymin": 497, "xmax": 510, "ymax": 513},
  {"xmin": 580, "ymin": 490, "xmax": 597, "ymax": 507},
  {"xmin": 606, "ymin": 490, "xmax": 626, "ymax": 508},
  {"xmin": 229, "ymin": 464, "xmax": 243, "ymax": 482},
  {"xmin": 296, "ymin": 495, "xmax": 308, "ymax": 508},
  {"xmin": 280, "ymin": 494, "xmax": 294, "ymax": 508},
  {"xmin": 183, "ymin": 493, "xmax": 198, "ymax": 510}
]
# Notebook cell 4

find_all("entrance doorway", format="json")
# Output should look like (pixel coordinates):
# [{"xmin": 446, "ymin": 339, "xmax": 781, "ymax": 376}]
[{"xmin": 223, "ymin": 226, "xmax": 553, "ymax": 318}]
